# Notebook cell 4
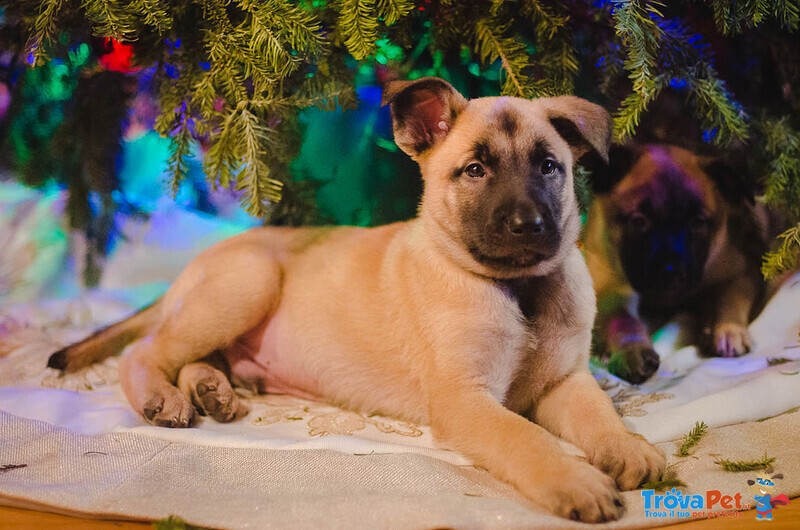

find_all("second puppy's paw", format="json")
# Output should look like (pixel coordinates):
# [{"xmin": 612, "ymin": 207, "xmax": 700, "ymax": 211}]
[
  {"xmin": 608, "ymin": 343, "xmax": 660, "ymax": 384},
  {"xmin": 713, "ymin": 322, "xmax": 751, "ymax": 358}
]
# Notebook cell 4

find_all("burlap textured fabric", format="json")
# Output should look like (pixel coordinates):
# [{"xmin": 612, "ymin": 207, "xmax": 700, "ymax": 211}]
[{"xmin": 2, "ymin": 410, "xmax": 798, "ymax": 529}]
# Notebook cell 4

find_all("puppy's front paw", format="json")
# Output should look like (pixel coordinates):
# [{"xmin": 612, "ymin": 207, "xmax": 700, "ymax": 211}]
[
  {"xmin": 712, "ymin": 322, "xmax": 751, "ymax": 358},
  {"xmin": 588, "ymin": 431, "xmax": 665, "ymax": 490},
  {"xmin": 530, "ymin": 456, "xmax": 624, "ymax": 523},
  {"xmin": 608, "ymin": 343, "xmax": 660, "ymax": 384},
  {"xmin": 142, "ymin": 386, "xmax": 196, "ymax": 428}
]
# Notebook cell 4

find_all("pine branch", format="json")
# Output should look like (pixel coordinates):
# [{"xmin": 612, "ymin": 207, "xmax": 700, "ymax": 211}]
[
  {"xmin": 168, "ymin": 114, "xmax": 193, "ymax": 196},
  {"xmin": 375, "ymin": 0, "xmax": 414, "ymax": 26},
  {"xmin": 473, "ymin": 18, "xmax": 532, "ymax": 98},
  {"xmin": 522, "ymin": 0, "xmax": 576, "ymax": 95},
  {"xmin": 762, "ymin": 223, "xmax": 800, "ymax": 279},
  {"xmin": 83, "ymin": 0, "xmax": 137, "ymax": 40},
  {"xmin": 130, "ymin": 0, "xmax": 173, "ymax": 34},
  {"xmin": 689, "ymin": 76, "xmax": 749, "ymax": 145},
  {"xmin": 715, "ymin": 453, "xmax": 776, "ymax": 472},
  {"xmin": 707, "ymin": 0, "xmax": 800, "ymax": 33},
  {"xmin": 613, "ymin": 76, "xmax": 664, "ymax": 141},
  {"xmin": 773, "ymin": 0, "xmax": 800, "ymax": 30},
  {"xmin": 338, "ymin": 0, "xmax": 379, "ymax": 60},
  {"xmin": 642, "ymin": 469, "xmax": 687, "ymax": 491},
  {"xmin": 675, "ymin": 421, "xmax": 708, "ymax": 457},
  {"xmin": 204, "ymin": 108, "xmax": 240, "ymax": 190},
  {"xmin": 613, "ymin": 0, "xmax": 664, "ymax": 95},
  {"xmin": 760, "ymin": 117, "xmax": 800, "ymax": 221},
  {"xmin": 30, "ymin": 0, "xmax": 67, "ymax": 64}
]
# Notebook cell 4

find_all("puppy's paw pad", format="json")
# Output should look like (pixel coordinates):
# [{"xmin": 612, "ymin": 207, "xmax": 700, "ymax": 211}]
[
  {"xmin": 142, "ymin": 389, "xmax": 195, "ymax": 428},
  {"xmin": 191, "ymin": 376, "xmax": 239, "ymax": 423},
  {"xmin": 713, "ymin": 323, "xmax": 751, "ymax": 358},
  {"xmin": 590, "ymin": 432, "xmax": 665, "ymax": 491}
]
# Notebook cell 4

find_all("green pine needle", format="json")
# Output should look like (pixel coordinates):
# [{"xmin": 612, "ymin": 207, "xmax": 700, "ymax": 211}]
[
  {"xmin": 642, "ymin": 477, "xmax": 687, "ymax": 491},
  {"xmin": 675, "ymin": 421, "xmax": 708, "ymax": 457},
  {"xmin": 767, "ymin": 357, "xmax": 793, "ymax": 366},
  {"xmin": 762, "ymin": 224, "xmax": 800, "ymax": 280},
  {"xmin": 715, "ymin": 453, "xmax": 776, "ymax": 472}
]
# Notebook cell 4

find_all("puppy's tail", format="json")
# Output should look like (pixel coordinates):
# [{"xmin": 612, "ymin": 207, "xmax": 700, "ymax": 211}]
[{"xmin": 47, "ymin": 300, "xmax": 161, "ymax": 372}]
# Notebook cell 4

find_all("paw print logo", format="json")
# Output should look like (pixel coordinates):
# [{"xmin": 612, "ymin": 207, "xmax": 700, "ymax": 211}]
[{"xmin": 747, "ymin": 468, "xmax": 790, "ymax": 521}]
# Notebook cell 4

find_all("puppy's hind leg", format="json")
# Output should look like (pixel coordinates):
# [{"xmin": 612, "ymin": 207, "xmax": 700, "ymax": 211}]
[{"xmin": 120, "ymin": 245, "xmax": 282, "ymax": 427}]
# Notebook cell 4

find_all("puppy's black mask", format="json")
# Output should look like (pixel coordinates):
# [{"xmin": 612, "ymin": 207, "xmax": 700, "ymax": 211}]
[{"xmin": 617, "ymin": 190, "xmax": 713, "ymax": 309}]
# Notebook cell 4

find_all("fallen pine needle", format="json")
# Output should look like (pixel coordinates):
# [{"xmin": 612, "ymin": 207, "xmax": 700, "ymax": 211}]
[
  {"xmin": 715, "ymin": 453, "xmax": 776, "ymax": 472},
  {"xmin": 675, "ymin": 421, "xmax": 708, "ymax": 457}
]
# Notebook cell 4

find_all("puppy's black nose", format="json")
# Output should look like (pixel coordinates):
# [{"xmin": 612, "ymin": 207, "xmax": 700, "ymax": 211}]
[
  {"xmin": 505, "ymin": 211, "xmax": 545, "ymax": 236},
  {"xmin": 663, "ymin": 261, "xmax": 689, "ymax": 286}
]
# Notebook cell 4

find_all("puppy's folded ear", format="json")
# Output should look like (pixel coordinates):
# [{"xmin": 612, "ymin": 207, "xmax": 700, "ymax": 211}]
[
  {"xmin": 539, "ymin": 96, "xmax": 612, "ymax": 164},
  {"xmin": 382, "ymin": 77, "xmax": 467, "ymax": 158}
]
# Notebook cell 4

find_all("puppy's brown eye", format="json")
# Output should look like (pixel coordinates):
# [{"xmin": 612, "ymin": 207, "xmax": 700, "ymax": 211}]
[
  {"xmin": 541, "ymin": 159, "xmax": 557, "ymax": 175},
  {"xmin": 690, "ymin": 215, "xmax": 709, "ymax": 231},
  {"xmin": 626, "ymin": 212, "xmax": 649, "ymax": 233},
  {"xmin": 465, "ymin": 163, "xmax": 486, "ymax": 178}
]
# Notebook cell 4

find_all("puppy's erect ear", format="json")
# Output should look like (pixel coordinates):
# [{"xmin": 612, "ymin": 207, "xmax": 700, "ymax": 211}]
[
  {"xmin": 702, "ymin": 156, "xmax": 756, "ymax": 206},
  {"xmin": 589, "ymin": 144, "xmax": 643, "ymax": 195},
  {"xmin": 539, "ymin": 96, "xmax": 612, "ymax": 164},
  {"xmin": 382, "ymin": 77, "xmax": 467, "ymax": 158}
]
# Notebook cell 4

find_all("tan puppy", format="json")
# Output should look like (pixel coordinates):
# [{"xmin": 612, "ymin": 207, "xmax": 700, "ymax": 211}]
[{"xmin": 49, "ymin": 78, "xmax": 664, "ymax": 523}]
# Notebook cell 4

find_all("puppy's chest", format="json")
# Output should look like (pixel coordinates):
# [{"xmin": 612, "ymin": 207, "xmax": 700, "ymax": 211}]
[
  {"xmin": 500, "ymin": 273, "xmax": 577, "ymax": 332},
  {"xmin": 498, "ymin": 274, "xmax": 583, "ymax": 408}
]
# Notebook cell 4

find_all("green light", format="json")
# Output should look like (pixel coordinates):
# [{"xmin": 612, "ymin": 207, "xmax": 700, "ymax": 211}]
[{"xmin": 68, "ymin": 43, "xmax": 90, "ymax": 67}]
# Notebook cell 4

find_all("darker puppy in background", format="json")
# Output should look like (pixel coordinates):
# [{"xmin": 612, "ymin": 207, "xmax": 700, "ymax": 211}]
[
  {"xmin": 584, "ymin": 144, "xmax": 769, "ymax": 384},
  {"xmin": 49, "ymin": 77, "xmax": 665, "ymax": 522}
]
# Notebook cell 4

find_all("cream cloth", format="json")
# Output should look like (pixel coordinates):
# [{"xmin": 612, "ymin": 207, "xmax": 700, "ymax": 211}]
[{"xmin": 2, "ymin": 409, "xmax": 798, "ymax": 529}]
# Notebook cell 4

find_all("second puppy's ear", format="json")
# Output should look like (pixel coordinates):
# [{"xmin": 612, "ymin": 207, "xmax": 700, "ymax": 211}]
[
  {"xmin": 382, "ymin": 77, "xmax": 467, "ymax": 159},
  {"xmin": 702, "ymin": 156, "xmax": 756, "ymax": 206},
  {"xmin": 590, "ymin": 144, "xmax": 642, "ymax": 195}
]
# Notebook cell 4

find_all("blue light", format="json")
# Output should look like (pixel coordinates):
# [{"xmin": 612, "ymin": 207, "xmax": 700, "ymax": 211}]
[
  {"xmin": 669, "ymin": 78, "xmax": 687, "ymax": 89},
  {"xmin": 702, "ymin": 127, "xmax": 719, "ymax": 143},
  {"xmin": 165, "ymin": 64, "xmax": 179, "ymax": 79}
]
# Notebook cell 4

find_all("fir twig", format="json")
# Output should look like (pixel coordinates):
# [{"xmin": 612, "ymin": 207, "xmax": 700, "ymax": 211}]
[
  {"xmin": 675, "ymin": 421, "xmax": 708, "ymax": 457},
  {"xmin": 715, "ymin": 453, "xmax": 776, "ymax": 472},
  {"xmin": 762, "ymin": 224, "xmax": 800, "ymax": 280},
  {"xmin": 152, "ymin": 515, "xmax": 209, "ymax": 530},
  {"xmin": 338, "ymin": 0, "xmax": 379, "ymax": 60},
  {"xmin": 473, "ymin": 18, "xmax": 532, "ymax": 98},
  {"xmin": 642, "ymin": 471, "xmax": 687, "ymax": 491},
  {"xmin": 30, "ymin": 0, "xmax": 67, "ymax": 65},
  {"xmin": 767, "ymin": 357, "xmax": 792, "ymax": 366}
]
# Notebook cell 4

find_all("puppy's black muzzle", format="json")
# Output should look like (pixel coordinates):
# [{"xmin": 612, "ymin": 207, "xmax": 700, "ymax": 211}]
[{"xmin": 492, "ymin": 201, "xmax": 555, "ymax": 246}]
